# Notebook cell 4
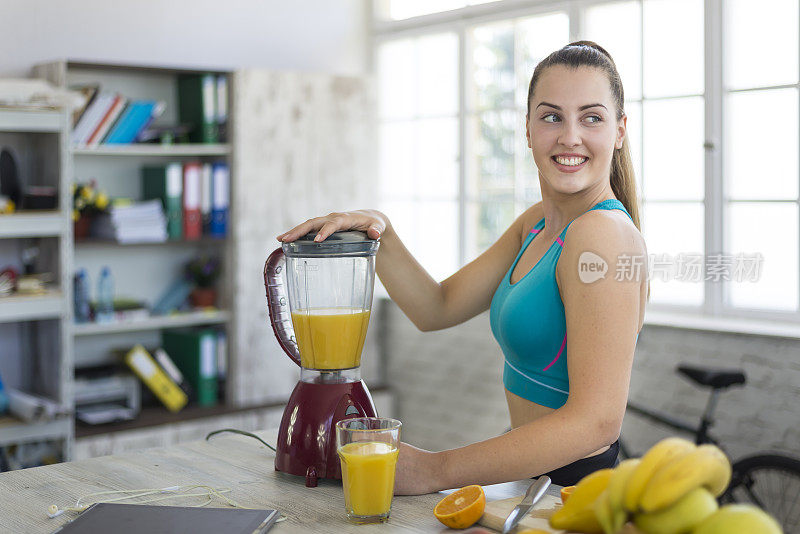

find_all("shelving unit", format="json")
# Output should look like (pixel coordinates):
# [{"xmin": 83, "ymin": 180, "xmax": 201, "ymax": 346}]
[
  {"xmin": 0, "ymin": 104, "xmax": 73, "ymax": 460},
  {"xmin": 0, "ymin": 211, "xmax": 63, "ymax": 238},
  {"xmin": 0, "ymin": 291, "xmax": 66, "ymax": 323},
  {"xmin": 0, "ymin": 417, "xmax": 72, "ymax": 448},
  {"xmin": 72, "ymin": 144, "xmax": 230, "ymax": 157},
  {"xmin": 0, "ymin": 107, "xmax": 62, "ymax": 133},
  {"xmin": 73, "ymin": 309, "xmax": 229, "ymax": 336},
  {"xmin": 17, "ymin": 59, "xmax": 240, "ymax": 462}
]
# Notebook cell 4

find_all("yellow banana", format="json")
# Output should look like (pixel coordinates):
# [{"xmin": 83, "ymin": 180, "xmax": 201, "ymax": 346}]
[
  {"xmin": 605, "ymin": 458, "xmax": 640, "ymax": 531},
  {"xmin": 549, "ymin": 468, "xmax": 613, "ymax": 533},
  {"xmin": 633, "ymin": 487, "xmax": 718, "ymax": 534},
  {"xmin": 639, "ymin": 444, "xmax": 731, "ymax": 512},
  {"xmin": 691, "ymin": 504, "xmax": 783, "ymax": 534},
  {"xmin": 592, "ymin": 489, "xmax": 615, "ymax": 534},
  {"xmin": 623, "ymin": 437, "xmax": 696, "ymax": 512}
]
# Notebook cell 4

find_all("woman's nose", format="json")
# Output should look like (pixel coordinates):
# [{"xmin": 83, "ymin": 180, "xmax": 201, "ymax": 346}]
[{"xmin": 558, "ymin": 121, "xmax": 582, "ymax": 147}]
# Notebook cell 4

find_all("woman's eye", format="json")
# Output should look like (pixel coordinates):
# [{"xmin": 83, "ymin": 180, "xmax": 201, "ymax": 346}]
[
  {"xmin": 543, "ymin": 113, "xmax": 560, "ymax": 123},
  {"xmin": 585, "ymin": 115, "xmax": 602, "ymax": 123}
]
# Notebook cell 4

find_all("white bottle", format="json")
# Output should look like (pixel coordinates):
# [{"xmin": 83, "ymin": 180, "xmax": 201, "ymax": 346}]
[{"xmin": 96, "ymin": 266, "xmax": 114, "ymax": 323}]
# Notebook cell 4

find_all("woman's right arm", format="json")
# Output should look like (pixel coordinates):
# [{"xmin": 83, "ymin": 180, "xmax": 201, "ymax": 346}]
[{"xmin": 277, "ymin": 204, "xmax": 541, "ymax": 331}]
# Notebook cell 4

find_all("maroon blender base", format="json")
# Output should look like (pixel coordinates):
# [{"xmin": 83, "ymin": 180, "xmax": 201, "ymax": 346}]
[
  {"xmin": 274, "ymin": 375, "xmax": 377, "ymax": 487},
  {"xmin": 265, "ymin": 232, "xmax": 381, "ymax": 488}
]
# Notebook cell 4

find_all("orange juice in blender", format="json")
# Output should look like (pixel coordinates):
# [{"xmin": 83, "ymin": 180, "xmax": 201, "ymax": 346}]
[
  {"xmin": 291, "ymin": 308, "xmax": 370, "ymax": 370},
  {"xmin": 338, "ymin": 441, "xmax": 399, "ymax": 517}
]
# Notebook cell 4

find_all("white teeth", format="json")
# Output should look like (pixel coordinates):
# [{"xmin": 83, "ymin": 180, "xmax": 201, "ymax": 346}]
[{"xmin": 555, "ymin": 156, "xmax": 587, "ymax": 166}]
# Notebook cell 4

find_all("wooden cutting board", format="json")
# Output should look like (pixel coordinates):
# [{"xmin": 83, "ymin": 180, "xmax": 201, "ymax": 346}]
[
  {"xmin": 478, "ymin": 495, "xmax": 641, "ymax": 533},
  {"xmin": 478, "ymin": 493, "xmax": 564, "ymax": 532}
]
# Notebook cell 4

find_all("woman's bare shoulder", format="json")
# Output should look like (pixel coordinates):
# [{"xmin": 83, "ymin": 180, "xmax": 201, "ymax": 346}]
[
  {"xmin": 516, "ymin": 201, "xmax": 545, "ymax": 242},
  {"xmin": 562, "ymin": 208, "xmax": 647, "ymax": 264}
]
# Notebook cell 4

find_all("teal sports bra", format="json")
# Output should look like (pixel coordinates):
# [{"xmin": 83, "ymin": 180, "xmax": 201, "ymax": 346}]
[{"xmin": 489, "ymin": 198, "xmax": 634, "ymax": 409}]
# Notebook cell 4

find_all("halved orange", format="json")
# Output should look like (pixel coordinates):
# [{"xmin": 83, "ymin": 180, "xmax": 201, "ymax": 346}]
[
  {"xmin": 433, "ymin": 485, "xmax": 486, "ymax": 529},
  {"xmin": 560, "ymin": 485, "xmax": 575, "ymax": 504}
]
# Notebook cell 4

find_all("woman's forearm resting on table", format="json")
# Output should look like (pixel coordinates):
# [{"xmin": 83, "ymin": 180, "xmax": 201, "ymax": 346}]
[{"xmin": 430, "ymin": 405, "xmax": 620, "ymax": 492}]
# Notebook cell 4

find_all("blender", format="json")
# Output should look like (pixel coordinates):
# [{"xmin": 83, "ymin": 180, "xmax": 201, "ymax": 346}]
[{"xmin": 264, "ymin": 231, "xmax": 379, "ymax": 487}]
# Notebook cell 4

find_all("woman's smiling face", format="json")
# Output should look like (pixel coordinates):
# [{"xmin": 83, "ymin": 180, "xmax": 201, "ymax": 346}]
[{"xmin": 527, "ymin": 65, "xmax": 626, "ymax": 195}]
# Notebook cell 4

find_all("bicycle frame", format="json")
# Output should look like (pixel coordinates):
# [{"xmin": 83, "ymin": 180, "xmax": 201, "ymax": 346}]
[{"xmin": 625, "ymin": 387, "xmax": 725, "ymax": 449}]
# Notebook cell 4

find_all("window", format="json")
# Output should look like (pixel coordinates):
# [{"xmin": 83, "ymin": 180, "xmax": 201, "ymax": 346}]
[
  {"xmin": 586, "ymin": 0, "xmax": 705, "ymax": 307},
  {"xmin": 724, "ymin": 0, "xmax": 799, "ymax": 312},
  {"xmin": 374, "ymin": 0, "xmax": 800, "ymax": 321},
  {"xmin": 466, "ymin": 13, "xmax": 568, "ymax": 260},
  {"xmin": 377, "ymin": 33, "xmax": 459, "ymax": 282}
]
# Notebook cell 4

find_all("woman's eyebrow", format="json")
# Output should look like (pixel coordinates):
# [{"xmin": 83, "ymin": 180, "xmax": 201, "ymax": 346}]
[{"xmin": 535, "ymin": 102, "xmax": 608, "ymax": 111}]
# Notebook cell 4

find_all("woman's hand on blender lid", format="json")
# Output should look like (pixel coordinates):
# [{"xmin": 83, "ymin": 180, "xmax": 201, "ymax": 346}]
[{"xmin": 276, "ymin": 210, "xmax": 388, "ymax": 243}]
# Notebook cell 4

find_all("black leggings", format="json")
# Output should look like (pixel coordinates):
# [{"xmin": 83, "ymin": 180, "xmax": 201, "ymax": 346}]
[{"xmin": 539, "ymin": 440, "xmax": 620, "ymax": 487}]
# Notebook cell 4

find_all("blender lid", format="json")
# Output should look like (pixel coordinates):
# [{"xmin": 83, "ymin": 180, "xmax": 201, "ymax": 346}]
[{"xmin": 283, "ymin": 230, "xmax": 379, "ymax": 257}]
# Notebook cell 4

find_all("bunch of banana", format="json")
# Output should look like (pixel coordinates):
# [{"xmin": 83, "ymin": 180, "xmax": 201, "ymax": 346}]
[
  {"xmin": 549, "ymin": 468, "xmax": 614, "ymax": 533},
  {"xmin": 692, "ymin": 504, "xmax": 782, "ymax": 534},
  {"xmin": 548, "ymin": 437, "xmax": 783, "ymax": 533}
]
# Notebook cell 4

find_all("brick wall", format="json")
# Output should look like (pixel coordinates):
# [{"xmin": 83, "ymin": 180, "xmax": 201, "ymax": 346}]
[{"xmin": 383, "ymin": 299, "xmax": 800, "ymax": 461}]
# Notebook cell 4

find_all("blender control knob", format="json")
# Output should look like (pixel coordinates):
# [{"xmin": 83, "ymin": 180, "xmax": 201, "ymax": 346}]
[{"xmin": 279, "ymin": 297, "xmax": 286, "ymax": 306}]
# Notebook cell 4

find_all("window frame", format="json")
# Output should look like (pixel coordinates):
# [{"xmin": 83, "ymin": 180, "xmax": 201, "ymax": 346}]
[{"xmin": 372, "ymin": 0, "xmax": 800, "ymax": 329}]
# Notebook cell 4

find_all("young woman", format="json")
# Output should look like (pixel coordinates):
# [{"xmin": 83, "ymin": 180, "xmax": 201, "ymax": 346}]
[{"xmin": 277, "ymin": 41, "xmax": 648, "ymax": 494}]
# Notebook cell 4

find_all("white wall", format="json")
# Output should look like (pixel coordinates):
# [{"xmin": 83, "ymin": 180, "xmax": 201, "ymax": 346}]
[{"xmin": 0, "ymin": 0, "xmax": 367, "ymax": 77}]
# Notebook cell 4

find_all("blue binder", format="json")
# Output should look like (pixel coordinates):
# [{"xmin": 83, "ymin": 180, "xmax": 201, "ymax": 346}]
[
  {"xmin": 104, "ymin": 101, "xmax": 158, "ymax": 144},
  {"xmin": 209, "ymin": 162, "xmax": 229, "ymax": 238}
]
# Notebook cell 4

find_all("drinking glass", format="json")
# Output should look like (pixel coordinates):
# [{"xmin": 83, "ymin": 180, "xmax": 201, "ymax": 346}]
[{"xmin": 336, "ymin": 417, "xmax": 402, "ymax": 524}]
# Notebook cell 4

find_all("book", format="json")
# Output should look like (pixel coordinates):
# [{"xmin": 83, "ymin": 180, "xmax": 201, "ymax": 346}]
[
  {"xmin": 209, "ymin": 162, "xmax": 229, "ymax": 238},
  {"xmin": 178, "ymin": 73, "xmax": 218, "ymax": 143},
  {"xmin": 142, "ymin": 163, "xmax": 183, "ymax": 240},
  {"xmin": 216, "ymin": 330, "xmax": 227, "ymax": 401},
  {"xmin": 124, "ymin": 345, "xmax": 188, "ymax": 413},
  {"xmin": 182, "ymin": 162, "xmax": 202, "ymax": 240},
  {"xmin": 70, "ymin": 84, "xmax": 100, "ymax": 127},
  {"xmin": 216, "ymin": 75, "xmax": 228, "ymax": 141},
  {"xmin": 72, "ymin": 92, "xmax": 116, "ymax": 147},
  {"xmin": 86, "ymin": 95, "xmax": 127, "ymax": 147},
  {"xmin": 51, "ymin": 503, "xmax": 279, "ymax": 534},
  {"xmin": 153, "ymin": 348, "xmax": 192, "ymax": 398},
  {"xmin": 104, "ymin": 100, "xmax": 163, "ymax": 144},
  {"xmin": 161, "ymin": 329, "xmax": 218, "ymax": 407},
  {"xmin": 200, "ymin": 163, "xmax": 212, "ymax": 233}
]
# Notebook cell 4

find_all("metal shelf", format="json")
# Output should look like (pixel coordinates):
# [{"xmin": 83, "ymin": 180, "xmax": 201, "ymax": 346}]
[
  {"xmin": 0, "ymin": 416, "xmax": 71, "ymax": 447},
  {"xmin": 0, "ymin": 291, "xmax": 65, "ymax": 323},
  {"xmin": 0, "ymin": 211, "xmax": 64, "ymax": 238},
  {"xmin": 73, "ymin": 309, "xmax": 230, "ymax": 336},
  {"xmin": 0, "ymin": 108, "xmax": 63, "ymax": 133},
  {"xmin": 75, "ymin": 236, "xmax": 227, "ymax": 248},
  {"xmin": 72, "ymin": 144, "xmax": 231, "ymax": 157}
]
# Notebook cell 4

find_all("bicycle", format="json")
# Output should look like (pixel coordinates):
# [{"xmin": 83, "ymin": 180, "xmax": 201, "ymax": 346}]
[{"xmin": 619, "ymin": 363, "xmax": 800, "ymax": 532}]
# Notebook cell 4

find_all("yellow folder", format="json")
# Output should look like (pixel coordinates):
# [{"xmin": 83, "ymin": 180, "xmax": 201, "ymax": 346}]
[{"xmin": 125, "ymin": 344, "xmax": 188, "ymax": 413}]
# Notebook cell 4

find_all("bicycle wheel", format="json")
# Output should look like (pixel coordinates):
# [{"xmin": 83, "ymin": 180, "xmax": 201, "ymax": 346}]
[{"xmin": 724, "ymin": 454, "xmax": 800, "ymax": 533}]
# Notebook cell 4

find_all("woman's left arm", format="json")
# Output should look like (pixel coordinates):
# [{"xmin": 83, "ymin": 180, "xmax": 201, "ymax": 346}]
[{"xmin": 394, "ymin": 210, "xmax": 647, "ymax": 495}]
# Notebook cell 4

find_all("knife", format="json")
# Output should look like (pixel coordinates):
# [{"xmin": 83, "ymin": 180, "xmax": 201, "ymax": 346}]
[{"xmin": 501, "ymin": 475, "xmax": 552, "ymax": 534}]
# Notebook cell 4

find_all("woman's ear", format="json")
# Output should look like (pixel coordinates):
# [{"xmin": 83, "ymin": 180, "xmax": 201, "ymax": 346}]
[
  {"xmin": 526, "ymin": 115, "xmax": 532, "ymax": 149},
  {"xmin": 615, "ymin": 113, "xmax": 627, "ymax": 149}
]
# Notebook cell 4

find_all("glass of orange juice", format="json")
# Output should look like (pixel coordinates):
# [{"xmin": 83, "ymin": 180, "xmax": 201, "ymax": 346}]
[{"xmin": 336, "ymin": 417, "xmax": 402, "ymax": 524}]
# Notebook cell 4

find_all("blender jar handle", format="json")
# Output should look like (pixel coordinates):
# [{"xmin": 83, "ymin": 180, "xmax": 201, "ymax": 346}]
[{"xmin": 264, "ymin": 247, "xmax": 302, "ymax": 367}]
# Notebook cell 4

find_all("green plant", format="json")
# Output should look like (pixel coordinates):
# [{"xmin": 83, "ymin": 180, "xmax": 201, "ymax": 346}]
[
  {"xmin": 185, "ymin": 256, "xmax": 221, "ymax": 288},
  {"xmin": 72, "ymin": 180, "xmax": 109, "ymax": 221}
]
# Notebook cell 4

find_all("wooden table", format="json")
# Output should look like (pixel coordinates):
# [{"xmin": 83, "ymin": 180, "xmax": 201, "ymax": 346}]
[{"xmin": 0, "ymin": 429, "xmax": 561, "ymax": 533}]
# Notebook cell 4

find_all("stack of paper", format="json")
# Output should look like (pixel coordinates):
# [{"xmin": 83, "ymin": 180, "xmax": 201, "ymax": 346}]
[{"xmin": 94, "ymin": 200, "xmax": 168, "ymax": 243}]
